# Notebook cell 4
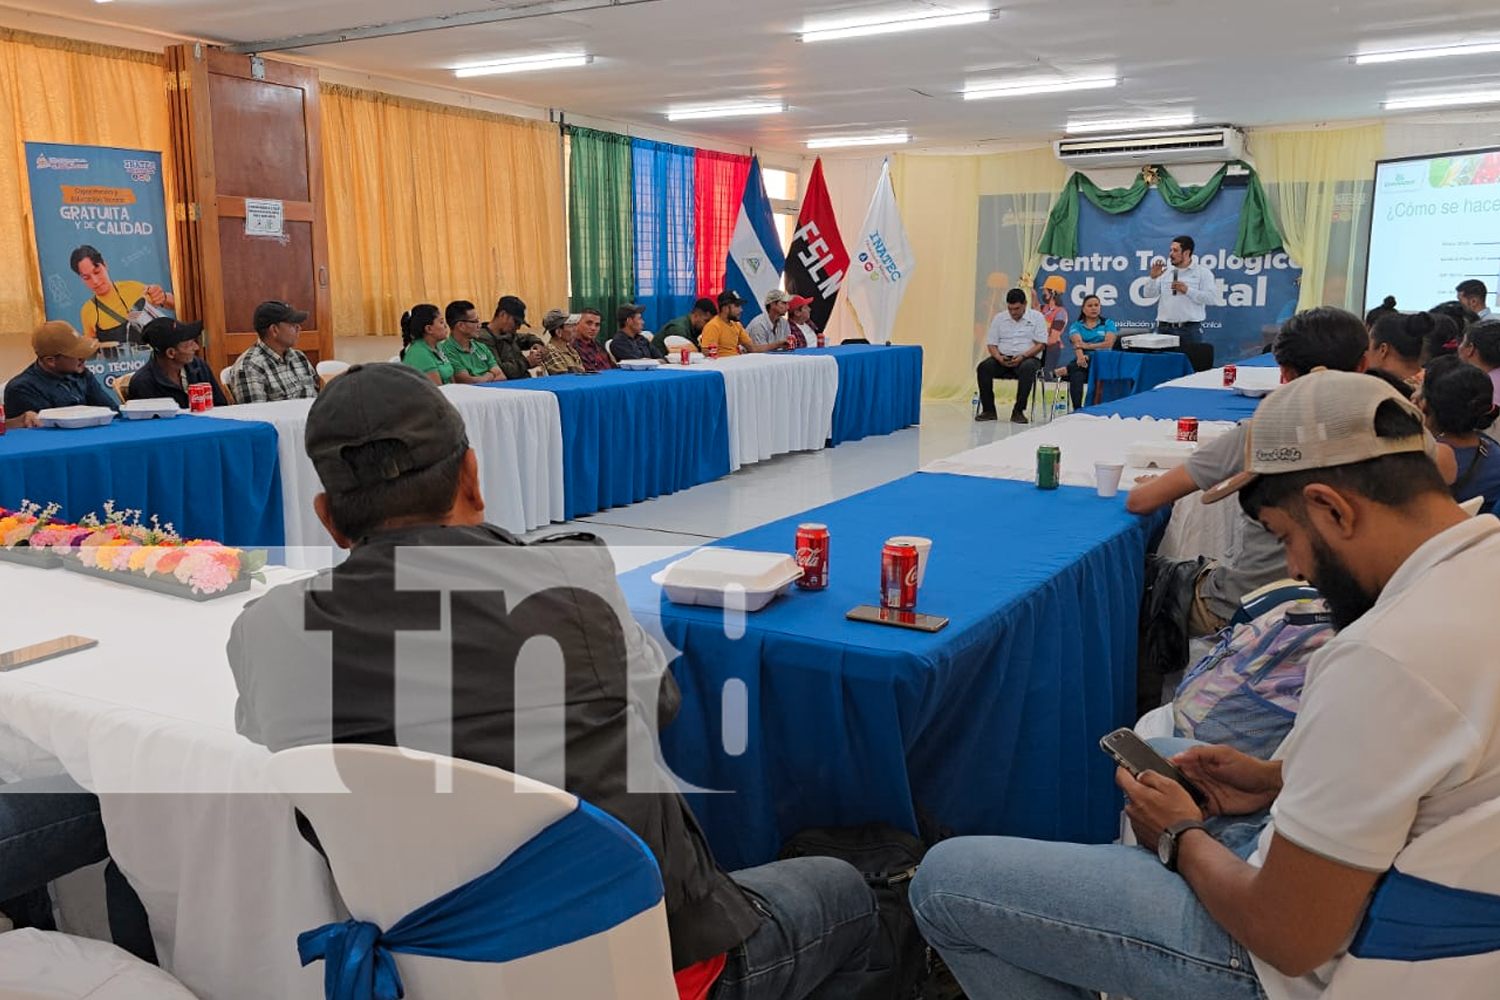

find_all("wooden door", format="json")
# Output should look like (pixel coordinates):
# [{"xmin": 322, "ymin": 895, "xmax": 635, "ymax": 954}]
[{"xmin": 166, "ymin": 44, "xmax": 333, "ymax": 373}]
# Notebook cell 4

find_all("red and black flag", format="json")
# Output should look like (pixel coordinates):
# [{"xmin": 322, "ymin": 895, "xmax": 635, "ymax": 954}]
[{"xmin": 784, "ymin": 158, "xmax": 850, "ymax": 331}]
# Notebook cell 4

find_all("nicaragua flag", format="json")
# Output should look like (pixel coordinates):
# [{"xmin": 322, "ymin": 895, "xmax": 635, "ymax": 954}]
[{"xmin": 723, "ymin": 156, "xmax": 786, "ymax": 324}]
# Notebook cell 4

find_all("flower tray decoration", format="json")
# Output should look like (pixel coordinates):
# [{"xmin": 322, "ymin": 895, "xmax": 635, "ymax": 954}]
[{"xmin": 0, "ymin": 502, "xmax": 72, "ymax": 569}]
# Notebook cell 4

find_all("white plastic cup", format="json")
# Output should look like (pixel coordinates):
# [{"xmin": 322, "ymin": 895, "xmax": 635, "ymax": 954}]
[
  {"xmin": 1094, "ymin": 462, "xmax": 1125, "ymax": 498},
  {"xmin": 886, "ymin": 535, "xmax": 933, "ymax": 586}
]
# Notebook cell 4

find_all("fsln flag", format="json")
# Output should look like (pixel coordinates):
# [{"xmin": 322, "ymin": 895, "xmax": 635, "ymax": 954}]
[
  {"xmin": 784, "ymin": 157, "xmax": 849, "ymax": 332},
  {"xmin": 723, "ymin": 156, "xmax": 785, "ymax": 324},
  {"xmin": 844, "ymin": 160, "xmax": 914, "ymax": 345}
]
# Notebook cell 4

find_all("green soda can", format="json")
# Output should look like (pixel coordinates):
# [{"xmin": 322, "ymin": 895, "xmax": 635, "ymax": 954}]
[{"xmin": 1037, "ymin": 445, "xmax": 1061, "ymax": 490}]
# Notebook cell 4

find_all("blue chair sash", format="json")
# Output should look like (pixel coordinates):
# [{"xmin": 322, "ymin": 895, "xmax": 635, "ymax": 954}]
[
  {"xmin": 1349, "ymin": 868, "xmax": 1500, "ymax": 962},
  {"xmin": 298, "ymin": 800, "xmax": 665, "ymax": 1000}
]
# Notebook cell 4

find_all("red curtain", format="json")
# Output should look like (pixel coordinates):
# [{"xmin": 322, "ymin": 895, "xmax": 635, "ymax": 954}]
[{"xmin": 693, "ymin": 150, "xmax": 752, "ymax": 297}]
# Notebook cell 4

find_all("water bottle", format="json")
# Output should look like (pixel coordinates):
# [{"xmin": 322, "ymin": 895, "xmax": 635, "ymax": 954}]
[
  {"xmin": 1055, "ymin": 392, "xmax": 1067, "ymax": 415},
  {"xmin": 971, "ymin": 391, "xmax": 980, "ymax": 418}
]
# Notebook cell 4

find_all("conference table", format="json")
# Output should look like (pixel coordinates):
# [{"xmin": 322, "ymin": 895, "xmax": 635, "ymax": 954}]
[
  {"xmin": 799, "ymin": 344, "xmax": 923, "ymax": 444},
  {"xmin": 0, "ymin": 415, "xmax": 284, "ymax": 548}
]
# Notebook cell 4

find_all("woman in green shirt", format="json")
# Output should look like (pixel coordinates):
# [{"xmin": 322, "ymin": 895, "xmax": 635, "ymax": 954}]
[{"xmin": 399, "ymin": 303, "xmax": 454, "ymax": 386}]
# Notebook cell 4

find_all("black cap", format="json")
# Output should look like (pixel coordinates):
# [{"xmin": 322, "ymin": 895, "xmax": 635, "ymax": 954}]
[
  {"xmin": 142, "ymin": 318, "xmax": 204, "ymax": 353},
  {"xmin": 495, "ymin": 295, "xmax": 530, "ymax": 327},
  {"xmin": 304, "ymin": 364, "xmax": 468, "ymax": 493},
  {"xmin": 253, "ymin": 300, "xmax": 310, "ymax": 333},
  {"xmin": 692, "ymin": 297, "xmax": 717, "ymax": 314},
  {"xmin": 717, "ymin": 290, "xmax": 744, "ymax": 308},
  {"xmin": 616, "ymin": 302, "xmax": 645, "ymax": 325}
]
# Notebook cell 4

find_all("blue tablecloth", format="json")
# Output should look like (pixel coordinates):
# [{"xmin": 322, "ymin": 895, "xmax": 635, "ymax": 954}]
[
  {"xmin": 0, "ymin": 416, "xmax": 284, "ymax": 547},
  {"xmin": 1083, "ymin": 350, "xmax": 1195, "ymax": 406},
  {"xmin": 1088, "ymin": 386, "xmax": 1263, "ymax": 422},
  {"xmin": 799, "ymin": 345, "xmax": 923, "ymax": 445},
  {"xmin": 484, "ymin": 370, "xmax": 731, "ymax": 519},
  {"xmin": 618, "ymin": 472, "xmax": 1168, "ymax": 869}
]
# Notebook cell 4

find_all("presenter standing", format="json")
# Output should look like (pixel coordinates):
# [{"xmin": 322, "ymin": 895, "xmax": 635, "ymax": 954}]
[{"xmin": 1141, "ymin": 234, "xmax": 1217, "ymax": 345}]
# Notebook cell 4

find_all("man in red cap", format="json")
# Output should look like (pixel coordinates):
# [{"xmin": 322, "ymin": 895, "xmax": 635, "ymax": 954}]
[
  {"xmin": 787, "ymin": 295, "xmax": 817, "ymax": 350},
  {"xmin": 3, "ymin": 321, "xmax": 119, "ymax": 429}
]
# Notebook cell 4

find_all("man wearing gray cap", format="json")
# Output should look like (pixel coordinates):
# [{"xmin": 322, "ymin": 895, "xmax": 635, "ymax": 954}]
[
  {"xmin": 229, "ymin": 300, "xmax": 320, "ymax": 403},
  {"xmin": 227, "ymin": 364, "xmax": 877, "ymax": 999},
  {"xmin": 744, "ymin": 289, "xmax": 792, "ymax": 350}
]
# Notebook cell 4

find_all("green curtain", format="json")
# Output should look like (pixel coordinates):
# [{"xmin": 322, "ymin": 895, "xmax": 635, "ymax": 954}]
[
  {"xmin": 568, "ymin": 126, "xmax": 635, "ymax": 342},
  {"xmin": 1037, "ymin": 161, "xmax": 1283, "ymax": 260}
]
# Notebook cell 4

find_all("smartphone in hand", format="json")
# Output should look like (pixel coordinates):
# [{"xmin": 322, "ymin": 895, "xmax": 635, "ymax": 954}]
[{"xmin": 1100, "ymin": 727, "xmax": 1208, "ymax": 808}]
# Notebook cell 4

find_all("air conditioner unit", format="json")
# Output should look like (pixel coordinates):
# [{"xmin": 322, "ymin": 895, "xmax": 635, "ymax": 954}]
[{"xmin": 1053, "ymin": 126, "xmax": 1247, "ymax": 166}]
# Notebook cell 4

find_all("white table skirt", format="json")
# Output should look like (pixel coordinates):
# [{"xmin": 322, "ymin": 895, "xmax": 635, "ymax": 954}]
[
  {"xmin": 921, "ymin": 412, "xmax": 1243, "ymax": 563},
  {"xmin": 663, "ymin": 354, "xmax": 839, "ymax": 471},
  {"xmin": 0, "ymin": 565, "xmax": 339, "ymax": 1000},
  {"xmin": 214, "ymin": 386, "xmax": 564, "ymax": 562}
]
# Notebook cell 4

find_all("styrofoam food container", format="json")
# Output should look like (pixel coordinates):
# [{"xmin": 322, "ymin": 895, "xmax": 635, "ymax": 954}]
[
  {"xmin": 36, "ymin": 406, "xmax": 116, "ymax": 429},
  {"xmin": 1125, "ymin": 439, "xmax": 1198, "ymax": 469},
  {"xmin": 619, "ymin": 358, "xmax": 661, "ymax": 370},
  {"xmin": 1229, "ymin": 369, "xmax": 1281, "ymax": 398},
  {"xmin": 651, "ymin": 548, "xmax": 803, "ymax": 611},
  {"xmin": 665, "ymin": 352, "xmax": 706, "ymax": 365},
  {"xmin": 120, "ymin": 398, "xmax": 183, "ymax": 420}
]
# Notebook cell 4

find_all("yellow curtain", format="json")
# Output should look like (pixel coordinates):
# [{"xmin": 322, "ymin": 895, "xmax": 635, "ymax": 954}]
[
  {"xmin": 1249, "ymin": 124, "xmax": 1384, "ymax": 313},
  {"xmin": 0, "ymin": 30, "xmax": 174, "ymax": 336},
  {"xmin": 321, "ymin": 85, "xmax": 567, "ymax": 335}
]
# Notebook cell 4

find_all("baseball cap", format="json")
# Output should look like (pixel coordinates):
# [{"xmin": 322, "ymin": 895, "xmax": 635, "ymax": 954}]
[
  {"xmin": 495, "ymin": 295, "xmax": 529, "ymax": 327},
  {"xmin": 305, "ymin": 363, "xmax": 468, "ymax": 493},
  {"xmin": 142, "ymin": 318, "xmax": 204, "ymax": 353},
  {"xmin": 717, "ymin": 290, "xmax": 744, "ymax": 308},
  {"xmin": 764, "ymin": 288, "xmax": 793, "ymax": 307},
  {"xmin": 253, "ymin": 300, "xmax": 309, "ymax": 333},
  {"xmin": 617, "ymin": 303, "xmax": 646, "ymax": 325},
  {"xmin": 788, "ymin": 295, "xmax": 815, "ymax": 310},
  {"xmin": 692, "ymin": 297, "xmax": 717, "ymax": 314},
  {"xmin": 1201, "ymin": 370, "xmax": 1431, "ymax": 505},
  {"xmin": 32, "ymin": 321, "xmax": 99, "ymax": 359},
  {"xmin": 541, "ymin": 308, "xmax": 569, "ymax": 333}
]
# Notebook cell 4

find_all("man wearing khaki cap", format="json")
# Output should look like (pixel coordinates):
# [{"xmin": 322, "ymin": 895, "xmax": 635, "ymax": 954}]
[
  {"xmin": 744, "ymin": 288, "xmax": 792, "ymax": 350},
  {"xmin": 3, "ymin": 321, "xmax": 119, "ymax": 429}
]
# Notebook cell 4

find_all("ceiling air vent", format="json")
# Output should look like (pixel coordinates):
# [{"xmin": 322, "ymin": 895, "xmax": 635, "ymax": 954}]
[{"xmin": 1053, "ymin": 127, "xmax": 1247, "ymax": 166}]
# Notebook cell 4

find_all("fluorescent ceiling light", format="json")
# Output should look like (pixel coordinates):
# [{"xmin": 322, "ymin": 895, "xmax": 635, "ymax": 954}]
[
  {"xmin": 1355, "ymin": 41, "xmax": 1500, "ymax": 65},
  {"xmin": 1065, "ymin": 114, "xmax": 1196, "ymax": 134},
  {"xmin": 1382, "ymin": 90, "xmax": 1500, "ymax": 111},
  {"xmin": 454, "ymin": 54, "xmax": 592, "ymax": 78},
  {"xmin": 800, "ymin": 10, "xmax": 993, "ymax": 43},
  {"xmin": 807, "ymin": 132, "xmax": 911, "ymax": 149},
  {"xmin": 963, "ymin": 76, "xmax": 1117, "ymax": 100},
  {"xmin": 667, "ymin": 102, "xmax": 785, "ymax": 121}
]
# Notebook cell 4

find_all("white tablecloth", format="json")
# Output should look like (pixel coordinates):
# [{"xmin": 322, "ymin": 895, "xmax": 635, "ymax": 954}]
[
  {"xmin": 214, "ymin": 385, "xmax": 564, "ymax": 562},
  {"xmin": 664, "ymin": 354, "xmax": 839, "ymax": 471},
  {"xmin": 921, "ymin": 412, "xmax": 1243, "ymax": 562},
  {"xmin": 0, "ymin": 564, "xmax": 338, "ymax": 1000}
]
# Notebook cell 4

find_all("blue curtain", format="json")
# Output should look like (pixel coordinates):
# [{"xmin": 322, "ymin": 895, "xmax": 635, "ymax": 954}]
[{"xmin": 631, "ymin": 138, "xmax": 698, "ymax": 333}]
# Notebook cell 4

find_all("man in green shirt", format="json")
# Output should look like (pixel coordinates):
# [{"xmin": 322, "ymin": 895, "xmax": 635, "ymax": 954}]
[
  {"xmin": 652, "ymin": 297, "xmax": 716, "ymax": 355},
  {"xmin": 442, "ymin": 300, "xmax": 506, "ymax": 383}
]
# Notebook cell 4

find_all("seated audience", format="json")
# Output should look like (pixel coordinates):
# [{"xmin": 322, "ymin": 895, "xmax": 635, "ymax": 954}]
[
  {"xmin": 787, "ymin": 296, "xmax": 817, "ymax": 349},
  {"xmin": 442, "ymin": 300, "xmax": 506, "ymax": 384},
  {"xmin": 1429, "ymin": 300, "xmax": 1478, "ymax": 347},
  {"xmin": 912, "ymin": 370, "xmax": 1500, "ymax": 1000},
  {"xmin": 3, "ymin": 321, "xmax": 119, "ymax": 429},
  {"xmin": 1419, "ymin": 354, "xmax": 1500, "ymax": 515},
  {"xmin": 572, "ymin": 308, "xmax": 616, "ymax": 371},
  {"xmin": 399, "ymin": 304, "xmax": 453, "ymax": 386},
  {"xmin": 1458, "ymin": 317, "xmax": 1500, "ymax": 406},
  {"xmin": 975, "ymin": 288, "xmax": 1047, "ymax": 424},
  {"xmin": 227, "ymin": 364, "xmax": 877, "ymax": 1000},
  {"xmin": 744, "ymin": 290, "xmax": 792, "ymax": 350},
  {"xmin": 1060, "ymin": 293, "xmax": 1118, "ymax": 410},
  {"xmin": 1366, "ymin": 310, "xmax": 1436, "ymax": 388},
  {"xmin": 698, "ymin": 291, "xmax": 785, "ymax": 356},
  {"xmin": 1457, "ymin": 278, "xmax": 1493, "ymax": 320},
  {"xmin": 610, "ymin": 303, "xmax": 665, "ymax": 361},
  {"xmin": 229, "ymin": 300, "xmax": 320, "ymax": 403},
  {"xmin": 128, "ymin": 318, "xmax": 228, "ymax": 408},
  {"xmin": 540, "ymin": 307, "xmax": 569, "ymax": 343},
  {"xmin": 478, "ymin": 295, "xmax": 543, "ymax": 379},
  {"xmin": 654, "ymin": 297, "xmax": 715, "ymax": 354},
  {"xmin": 1363, "ymin": 294, "xmax": 1398, "ymax": 331},
  {"xmin": 541, "ymin": 313, "xmax": 587, "ymax": 374}
]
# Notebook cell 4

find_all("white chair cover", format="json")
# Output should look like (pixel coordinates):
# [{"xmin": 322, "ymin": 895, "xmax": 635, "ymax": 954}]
[{"xmin": 0, "ymin": 929, "xmax": 199, "ymax": 999}]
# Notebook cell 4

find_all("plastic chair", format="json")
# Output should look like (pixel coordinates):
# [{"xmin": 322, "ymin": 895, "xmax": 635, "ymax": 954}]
[
  {"xmin": 0, "ymin": 929, "xmax": 198, "ymax": 999},
  {"xmin": 265, "ymin": 745, "xmax": 675, "ymax": 1000},
  {"xmin": 1030, "ymin": 343, "xmax": 1071, "ymax": 423},
  {"xmin": 316, "ymin": 360, "xmax": 350, "ymax": 381},
  {"xmin": 113, "ymin": 374, "xmax": 132, "ymax": 403},
  {"xmin": 605, "ymin": 338, "xmax": 620, "ymax": 363},
  {"xmin": 388, "ymin": 353, "xmax": 402, "ymax": 363}
]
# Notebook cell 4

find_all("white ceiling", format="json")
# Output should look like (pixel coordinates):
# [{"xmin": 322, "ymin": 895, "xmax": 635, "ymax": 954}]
[{"xmin": 8, "ymin": 0, "xmax": 1500, "ymax": 154}]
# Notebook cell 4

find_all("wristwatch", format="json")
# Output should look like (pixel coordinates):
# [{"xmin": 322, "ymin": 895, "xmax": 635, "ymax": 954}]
[{"xmin": 1157, "ymin": 819, "xmax": 1207, "ymax": 871}]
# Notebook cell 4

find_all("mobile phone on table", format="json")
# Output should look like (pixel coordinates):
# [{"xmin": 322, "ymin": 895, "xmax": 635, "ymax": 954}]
[
  {"xmin": 0, "ymin": 635, "xmax": 99, "ymax": 671},
  {"xmin": 846, "ymin": 604, "xmax": 949, "ymax": 633},
  {"xmin": 1099, "ymin": 727, "xmax": 1207, "ymax": 807}
]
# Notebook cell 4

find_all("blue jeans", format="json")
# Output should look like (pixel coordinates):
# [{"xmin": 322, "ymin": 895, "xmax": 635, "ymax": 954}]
[
  {"xmin": 911, "ymin": 836, "xmax": 1268, "ymax": 1000},
  {"xmin": 712, "ymin": 856, "xmax": 879, "ymax": 1000}
]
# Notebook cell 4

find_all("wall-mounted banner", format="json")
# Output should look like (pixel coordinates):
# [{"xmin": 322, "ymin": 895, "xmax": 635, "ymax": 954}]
[
  {"xmin": 1037, "ymin": 182, "xmax": 1301, "ymax": 361},
  {"xmin": 26, "ymin": 142, "xmax": 175, "ymax": 392}
]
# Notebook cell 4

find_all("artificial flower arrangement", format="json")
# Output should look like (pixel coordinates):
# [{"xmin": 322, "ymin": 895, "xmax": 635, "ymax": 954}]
[
  {"xmin": 0, "ymin": 501, "xmax": 74, "ymax": 568},
  {"xmin": 9, "ymin": 500, "xmax": 267, "ymax": 600}
]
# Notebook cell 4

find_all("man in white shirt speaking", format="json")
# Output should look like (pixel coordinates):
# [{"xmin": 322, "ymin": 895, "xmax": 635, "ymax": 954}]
[
  {"xmin": 976, "ymin": 288, "xmax": 1049, "ymax": 424},
  {"xmin": 1142, "ymin": 234, "xmax": 1218, "ymax": 345}
]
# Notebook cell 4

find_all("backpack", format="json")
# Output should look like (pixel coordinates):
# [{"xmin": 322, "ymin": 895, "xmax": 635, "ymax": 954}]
[
  {"xmin": 778, "ymin": 823, "xmax": 933, "ymax": 1000},
  {"xmin": 1172, "ymin": 597, "xmax": 1334, "ymax": 758}
]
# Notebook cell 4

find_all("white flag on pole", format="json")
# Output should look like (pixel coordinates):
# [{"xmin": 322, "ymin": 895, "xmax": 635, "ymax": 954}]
[{"xmin": 843, "ymin": 160, "xmax": 914, "ymax": 345}]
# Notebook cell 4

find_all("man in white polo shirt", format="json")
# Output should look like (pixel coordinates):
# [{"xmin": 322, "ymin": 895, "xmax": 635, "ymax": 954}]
[
  {"xmin": 911, "ymin": 370, "xmax": 1500, "ymax": 1000},
  {"xmin": 1141, "ymin": 233, "xmax": 1218, "ymax": 345},
  {"xmin": 976, "ymin": 288, "xmax": 1048, "ymax": 423}
]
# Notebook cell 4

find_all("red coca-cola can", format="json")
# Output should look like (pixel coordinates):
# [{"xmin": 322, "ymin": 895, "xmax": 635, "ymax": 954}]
[
  {"xmin": 880, "ymin": 541, "xmax": 919, "ymax": 611},
  {"xmin": 680, "ymin": 347, "xmax": 690, "ymax": 366},
  {"xmin": 1222, "ymin": 364, "xmax": 1237, "ymax": 387},
  {"xmin": 794, "ymin": 522, "xmax": 830, "ymax": 590},
  {"xmin": 1176, "ymin": 417, "xmax": 1198, "ymax": 443},
  {"xmin": 816, "ymin": 332, "xmax": 826, "ymax": 348},
  {"xmin": 189, "ymin": 383, "xmax": 212, "ymax": 413},
  {"xmin": 707, "ymin": 344, "xmax": 719, "ymax": 360},
  {"xmin": 0, "ymin": 400, "xmax": 7, "ymax": 436}
]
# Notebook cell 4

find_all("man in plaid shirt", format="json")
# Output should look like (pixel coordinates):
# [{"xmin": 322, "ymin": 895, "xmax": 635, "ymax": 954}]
[
  {"xmin": 572, "ymin": 308, "xmax": 616, "ymax": 372},
  {"xmin": 230, "ymin": 301, "xmax": 321, "ymax": 403}
]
